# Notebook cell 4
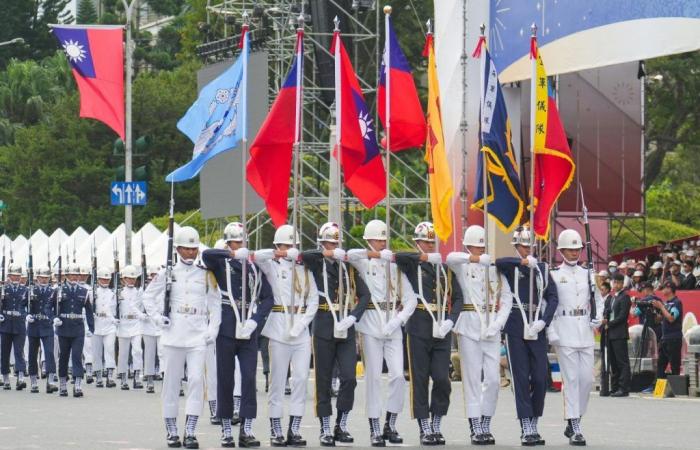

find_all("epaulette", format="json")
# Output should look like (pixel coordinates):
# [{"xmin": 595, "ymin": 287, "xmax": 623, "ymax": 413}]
[{"xmin": 196, "ymin": 262, "xmax": 207, "ymax": 270}]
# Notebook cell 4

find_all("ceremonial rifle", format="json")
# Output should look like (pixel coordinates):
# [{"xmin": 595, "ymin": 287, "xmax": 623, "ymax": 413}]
[
  {"xmin": 56, "ymin": 245, "xmax": 63, "ymax": 318},
  {"xmin": 27, "ymin": 241, "xmax": 35, "ymax": 312},
  {"xmin": 140, "ymin": 232, "xmax": 147, "ymax": 288},
  {"xmin": 91, "ymin": 238, "xmax": 97, "ymax": 310},
  {"xmin": 113, "ymin": 238, "xmax": 121, "ymax": 319},
  {"xmin": 580, "ymin": 185, "xmax": 597, "ymax": 320},
  {"xmin": 164, "ymin": 183, "xmax": 175, "ymax": 319}
]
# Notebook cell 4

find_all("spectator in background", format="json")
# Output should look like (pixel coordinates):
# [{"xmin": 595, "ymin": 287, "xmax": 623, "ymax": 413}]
[
  {"xmin": 665, "ymin": 260, "xmax": 683, "ymax": 289},
  {"xmin": 607, "ymin": 261, "xmax": 619, "ymax": 275},
  {"xmin": 680, "ymin": 260, "xmax": 697, "ymax": 290},
  {"xmin": 631, "ymin": 271, "xmax": 645, "ymax": 292},
  {"xmin": 653, "ymin": 282, "xmax": 684, "ymax": 379},
  {"xmin": 618, "ymin": 262, "xmax": 630, "ymax": 289},
  {"xmin": 602, "ymin": 273, "xmax": 632, "ymax": 397},
  {"xmin": 693, "ymin": 255, "xmax": 700, "ymax": 279},
  {"xmin": 635, "ymin": 261, "xmax": 648, "ymax": 279},
  {"xmin": 596, "ymin": 270, "xmax": 610, "ymax": 291},
  {"xmin": 649, "ymin": 261, "xmax": 664, "ymax": 290}
]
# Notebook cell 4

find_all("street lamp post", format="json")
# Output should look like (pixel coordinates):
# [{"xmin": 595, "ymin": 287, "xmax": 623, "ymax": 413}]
[{"xmin": 122, "ymin": 0, "xmax": 137, "ymax": 264}]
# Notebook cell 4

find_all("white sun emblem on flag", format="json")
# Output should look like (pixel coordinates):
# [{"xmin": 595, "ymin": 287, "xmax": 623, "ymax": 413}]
[
  {"xmin": 358, "ymin": 111, "xmax": 374, "ymax": 140},
  {"xmin": 62, "ymin": 40, "xmax": 87, "ymax": 63}
]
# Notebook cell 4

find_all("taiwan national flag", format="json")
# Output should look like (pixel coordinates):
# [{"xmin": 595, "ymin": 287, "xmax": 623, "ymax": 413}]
[
  {"xmin": 246, "ymin": 29, "xmax": 303, "ymax": 227},
  {"xmin": 377, "ymin": 15, "xmax": 426, "ymax": 151},
  {"xmin": 333, "ymin": 31, "xmax": 386, "ymax": 208},
  {"xmin": 51, "ymin": 25, "xmax": 125, "ymax": 140}
]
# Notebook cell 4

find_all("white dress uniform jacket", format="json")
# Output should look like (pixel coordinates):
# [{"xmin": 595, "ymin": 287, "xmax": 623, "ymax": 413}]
[
  {"xmin": 142, "ymin": 261, "xmax": 221, "ymax": 348},
  {"xmin": 93, "ymin": 286, "xmax": 117, "ymax": 335},
  {"xmin": 346, "ymin": 249, "xmax": 417, "ymax": 339},
  {"xmin": 117, "ymin": 286, "xmax": 145, "ymax": 339}
]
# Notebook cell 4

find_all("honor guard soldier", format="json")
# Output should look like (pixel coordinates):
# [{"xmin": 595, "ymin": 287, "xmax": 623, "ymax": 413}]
[
  {"xmin": 55, "ymin": 264, "xmax": 95, "ymax": 397},
  {"xmin": 548, "ymin": 229, "xmax": 603, "ymax": 446},
  {"xmin": 202, "ymin": 222, "xmax": 274, "ymax": 448},
  {"xmin": 143, "ymin": 226, "xmax": 222, "ymax": 449},
  {"xmin": 92, "ymin": 267, "xmax": 118, "ymax": 388},
  {"xmin": 446, "ymin": 225, "xmax": 513, "ymax": 445},
  {"xmin": 253, "ymin": 225, "xmax": 320, "ymax": 447},
  {"xmin": 78, "ymin": 266, "xmax": 95, "ymax": 383},
  {"xmin": 203, "ymin": 242, "xmax": 221, "ymax": 424},
  {"xmin": 301, "ymin": 222, "xmax": 371, "ymax": 447},
  {"xmin": 0, "ymin": 263, "xmax": 28, "ymax": 390},
  {"xmin": 394, "ymin": 222, "xmax": 464, "ymax": 446},
  {"xmin": 142, "ymin": 270, "xmax": 163, "ymax": 394},
  {"xmin": 495, "ymin": 227, "xmax": 558, "ymax": 445},
  {"xmin": 117, "ymin": 265, "xmax": 146, "ymax": 390},
  {"xmin": 26, "ymin": 267, "xmax": 58, "ymax": 393},
  {"xmin": 346, "ymin": 220, "xmax": 417, "ymax": 446}
]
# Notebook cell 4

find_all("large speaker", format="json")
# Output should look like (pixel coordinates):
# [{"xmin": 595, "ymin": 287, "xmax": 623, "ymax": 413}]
[
  {"xmin": 630, "ymin": 371, "xmax": 656, "ymax": 392},
  {"xmin": 309, "ymin": 0, "xmax": 353, "ymax": 106}
]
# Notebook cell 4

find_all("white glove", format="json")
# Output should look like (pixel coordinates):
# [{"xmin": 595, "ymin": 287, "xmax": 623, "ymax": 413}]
[
  {"xmin": 0, "ymin": 314, "xmax": 4, "ymax": 322},
  {"xmin": 383, "ymin": 317, "xmax": 402, "ymax": 336},
  {"xmin": 157, "ymin": 316, "xmax": 171, "ymax": 328},
  {"xmin": 112, "ymin": 318, "xmax": 120, "ymax": 326},
  {"xmin": 26, "ymin": 314, "xmax": 35, "ymax": 323},
  {"xmin": 286, "ymin": 248, "xmax": 300, "ymax": 261},
  {"xmin": 335, "ymin": 315, "xmax": 356, "ymax": 332},
  {"xmin": 589, "ymin": 318, "xmax": 602, "ymax": 329},
  {"xmin": 86, "ymin": 330, "xmax": 93, "ymax": 338},
  {"xmin": 289, "ymin": 322, "xmax": 306, "ymax": 338},
  {"xmin": 53, "ymin": 318, "xmax": 63, "ymax": 327},
  {"xmin": 438, "ymin": 319, "xmax": 454, "ymax": 338},
  {"xmin": 427, "ymin": 253, "xmax": 442, "ymax": 265},
  {"xmin": 234, "ymin": 248, "xmax": 249, "ymax": 261},
  {"xmin": 205, "ymin": 332, "xmax": 216, "ymax": 345},
  {"xmin": 526, "ymin": 256, "xmax": 538, "ymax": 269},
  {"xmin": 529, "ymin": 319, "xmax": 546, "ymax": 335},
  {"xmin": 546, "ymin": 326, "xmax": 560, "ymax": 346},
  {"xmin": 380, "ymin": 249, "xmax": 394, "ymax": 262},
  {"xmin": 239, "ymin": 319, "xmax": 258, "ymax": 338},
  {"xmin": 139, "ymin": 312, "xmax": 148, "ymax": 321},
  {"xmin": 332, "ymin": 248, "xmax": 346, "ymax": 262},
  {"xmin": 484, "ymin": 321, "xmax": 501, "ymax": 338},
  {"xmin": 478, "ymin": 254, "xmax": 491, "ymax": 267}
]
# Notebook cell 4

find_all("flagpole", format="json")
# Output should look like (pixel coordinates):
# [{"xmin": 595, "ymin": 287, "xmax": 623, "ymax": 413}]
[
  {"xmin": 289, "ymin": 15, "xmax": 305, "ymax": 332},
  {"xmin": 478, "ymin": 24, "xmax": 491, "ymax": 329},
  {"xmin": 383, "ymin": 6, "xmax": 393, "ymax": 323},
  {"xmin": 122, "ymin": 0, "xmax": 138, "ymax": 265},
  {"xmin": 333, "ymin": 17, "xmax": 347, "ymax": 337},
  {"xmin": 528, "ymin": 24, "xmax": 538, "ymax": 324},
  {"xmin": 240, "ymin": 13, "xmax": 250, "ymax": 327}
]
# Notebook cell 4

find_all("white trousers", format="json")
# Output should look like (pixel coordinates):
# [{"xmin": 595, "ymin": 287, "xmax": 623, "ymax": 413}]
[
  {"xmin": 143, "ymin": 335, "xmax": 162, "ymax": 376},
  {"xmin": 268, "ymin": 338, "xmax": 311, "ymax": 418},
  {"xmin": 91, "ymin": 333, "xmax": 116, "ymax": 370},
  {"xmin": 205, "ymin": 342, "xmax": 217, "ymax": 401},
  {"xmin": 362, "ymin": 334, "xmax": 405, "ymax": 419},
  {"xmin": 162, "ymin": 345, "xmax": 205, "ymax": 418},
  {"xmin": 556, "ymin": 345, "xmax": 594, "ymax": 419},
  {"xmin": 458, "ymin": 335, "xmax": 500, "ymax": 418},
  {"xmin": 83, "ymin": 333, "xmax": 94, "ymax": 364},
  {"xmin": 117, "ymin": 336, "xmax": 143, "ymax": 373}
]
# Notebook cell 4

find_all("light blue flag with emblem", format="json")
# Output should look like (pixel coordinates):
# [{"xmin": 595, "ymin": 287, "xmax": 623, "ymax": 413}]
[{"xmin": 166, "ymin": 32, "xmax": 249, "ymax": 182}]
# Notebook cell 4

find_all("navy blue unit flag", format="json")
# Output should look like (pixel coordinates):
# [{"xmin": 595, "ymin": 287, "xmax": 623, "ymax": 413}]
[{"xmin": 472, "ymin": 46, "xmax": 525, "ymax": 233}]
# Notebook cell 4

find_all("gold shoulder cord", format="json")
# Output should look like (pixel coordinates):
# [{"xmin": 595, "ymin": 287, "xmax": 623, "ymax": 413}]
[
  {"xmin": 206, "ymin": 271, "xmax": 217, "ymax": 293},
  {"xmin": 349, "ymin": 266, "xmax": 357, "ymax": 303}
]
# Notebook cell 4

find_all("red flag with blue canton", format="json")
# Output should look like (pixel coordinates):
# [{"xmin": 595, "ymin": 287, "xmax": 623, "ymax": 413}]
[
  {"xmin": 333, "ymin": 31, "xmax": 386, "ymax": 208},
  {"xmin": 377, "ymin": 15, "xmax": 426, "ymax": 151},
  {"xmin": 246, "ymin": 29, "xmax": 303, "ymax": 227},
  {"xmin": 51, "ymin": 25, "xmax": 125, "ymax": 140}
]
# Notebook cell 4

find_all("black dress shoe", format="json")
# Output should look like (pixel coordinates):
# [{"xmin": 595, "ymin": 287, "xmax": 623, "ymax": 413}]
[
  {"xmin": 16, "ymin": 380, "xmax": 26, "ymax": 390},
  {"xmin": 166, "ymin": 434, "xmax": 182, "ymax": 448},
  {"xmin": 270, "ymin": 435, "xmax": 287, "ymax": 447},
  {"xmin": 569, "ymin": 433, "xmax": 586, "ymax": 446},
  {"xmin": 370, "ymin": 434, "xmax": 386, "ymax": 447},
  {"xmin": 433, "ymin": 432, "xmax": 445, "ymax": 445},
  {"xmin": 59, "ymin": 389, "xmax": 68, "ymax": 397},
  {"xmin": 183, "ymin": 434, "xmax": 199, "ymax": 449},
  {"xmin": 133, "ymin": 380, "xmax": 143, "ymax": 389},
  {"xmin": 286, "ymin": 430, "xmax": 306, "ymax": 447},
  {"xmin": 319, "ymin": 433, "xmax": 335, "ymax": 447},
  {"xmin": 30, "ymin": 386, "xmax": 39, "ymax": 393},
  {"xmin": 333, "ymin": 425, "xmax": 353, "ymax": 443},
  {"xmin": 2, "ymin": 383, "xmax": 10, "ymax": 390},
  {"xmin": 232, "ymin": 412, "xmax": 241, "ymax": 425},
  {"xmin": 610, "ymin": 390, "xmax": 629, "ymax": 397},
  {"xmin": 221, "ymin": 435, "xmax": 235, "ymax": 448},
  {"xmin": 106, "ymin": 379, "xmax": 116, "ymax": 388},
  {"xmin": 121, "ymin": 383, "xmax": 130, "ymax": 391},
  {"xmin": 420, "ymin": 433, "xmax": 438, "ymax": 446},
  {"xmin": 470, "ymin": 433, "xmax": 486, "ymax": 445},
  {"xmin": 146, "ymin": 384, "xmax": 155, "ymax": 394},
  {"xmin": 520, "ymin": 434, "xmax": 537, "ymax": 446},
  {"xmin": 534, "ymin": 433, "xmax": 545, "ymax": 445},
  {"xmin": 239, "ymin": 432, "xmax": 261, "ymax": 448},
  {"xmin": 382, "ymin": 424, "xmax": 403, "ymax": 444},
  {"xmin": 73, "ymin": 388, "xmax": 83, "ymax": 397},
  {"xmin": 86, "ymin": 375, "xmax": 94, "ymax": 384},
  {"xmin": 46, "ymin": 384, "xmax": 58, "ymax": 394},
  {"xmin": 95, "ymin": 380, "xmax": 104, "ymax": 388},
  {"xmin": 564, "ymin": 424, "xmax": 573, "ymax": 439},
  {"xmin": 483, "ymin": 432, "xmax": 496, "ymax": 445},
  {"xmin": 210, "ymin": 416, "xmax": 221, "ymax": 425}
]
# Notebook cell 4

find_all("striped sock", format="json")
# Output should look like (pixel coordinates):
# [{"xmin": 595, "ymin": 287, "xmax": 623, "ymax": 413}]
[
  {"xmin": 60, "ymin": 377, "xmax": 67, "ymax": 391},
  {"xmin": 418, "ymin": 418, "xmax": 432, "ymax": 435},
  {"xmin": 30, "ymin": 375, "xmax": 38, "ymax": 388},
  {"xmin": 432, "ymin": 415, "xmax": 443, "ymax": 434},
  {"xmin": 165, "ymin": 417, "xmax": 178, "ymax": 437},
  {"xmin": 320, "ymin": 416, "xmax": 332, "ymax": 436},
  {"xmin": 337, "ymin": 410, "xmax": 350, "ymax": 432},
  {"xmin": 221, "ymin": 418, "xmax": 233, "ymax": 439},
  {"xmin": 185, "ymin": 415, "xmax": 198, "ymax": 437},
  {"xmin": 469, "ymin": 418, "xmax": 483, "ymax": 436},
  {"xmin": 571, "ymin": 417, "xmax": 582, "ymax": 435},
  {"xmin": 75, "ymin": 377, "xmax": 82, "ymax": 389},
  {"xmin": 531, "ymin": 416, "xmax": 538, "ymax": 434},
  {"xmin": 242, "ymin": 418, "xmax": 254, "ymax": 435},
  {"xmin": 270, "ymin": 418, "xmax": 283, "ymax": 438},
  {"xmin": 386, "ymin": 412, "xmax": 398, "ymax": 432},
  {"xmin": 481, "ymin": 416, "xmax": 492, "ymax": 434},
  {"xmin": 290, "ymin": 416, "xmax": 302, "ymax": 435},
  {"xmin": 369, "ymin": 418, "xmax": 381, "ymax": 438},
  {"xmin": 233, "ymin": 395, "xmax": 241, "ymax": 414},
  {"xmin": 209, "ymin": 400, "xmax": 217, "ymax": 417}
]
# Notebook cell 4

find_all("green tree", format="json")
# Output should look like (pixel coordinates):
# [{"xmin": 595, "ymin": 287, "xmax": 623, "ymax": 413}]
[{"xmin": 76, "ymin": 0, "xmax": 99, "ymax": 24}]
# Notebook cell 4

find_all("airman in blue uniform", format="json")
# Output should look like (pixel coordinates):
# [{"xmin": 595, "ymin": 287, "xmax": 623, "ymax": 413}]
[
  {"xmin": 0, "ymin": 263, "xmax": 28, "ymax": 390},
  {"xmin": 26, "ymin": 267, "xmax": 58, "ymax": 393}
]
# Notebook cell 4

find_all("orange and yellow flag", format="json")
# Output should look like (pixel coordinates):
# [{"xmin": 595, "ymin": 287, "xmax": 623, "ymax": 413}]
[{"xmin": 423, "ymin": 32, "xmax": 453, "ymax": 242}]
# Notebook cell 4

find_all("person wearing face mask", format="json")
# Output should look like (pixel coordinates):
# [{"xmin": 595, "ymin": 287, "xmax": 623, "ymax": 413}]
[
  {"xmin": 91, "ymin": 267, "xmax": 118, "ymax": 388},
  {"xmin": 301, "ymin": 222, "xmax": 371, "ymax": 447},
  {"xmin": 143, "ymin": 226, "xmax": 222, "ymax": 449},
  {"xmin": 54, "ymin": 264, "xmax": 95, "ymax": 397},
  {"xmin": 547, "ymin": 229, "xmax": 603, "ymax": 447},
  {"xmin": 394, "ymin": 222, "xmax": 463, "ymax": 446},
  {"xmin": 0, "ymin": 264, "xmax": 29, "ymax": 390},
  {"xmin": 345, "ymin": 220, "xmax": 417, "ymax": 446},
  {"xmin": 116, "ymin": 265, "xmax": 146, "ymax": 390},
  {"xmin": 607, "ymin": 261, "xmax": 618, "ymax": 276},
  {"xmin": 252, "ymin": 224, "xmax": 320, "ymax": 447},
  {"xmin": 26, "ymin": 267, "xmax": 58, "ymax": 393},
  {"xmin": 202, "ymin": 222, "xmax": 274, "ymax": 448},
  {"xmin": 446, "ymin": 225, "xmax": 512, "ymax": 446},
  {"xmin": 495, "ymin": 227, "xmax": 558, "ymax": 446}
]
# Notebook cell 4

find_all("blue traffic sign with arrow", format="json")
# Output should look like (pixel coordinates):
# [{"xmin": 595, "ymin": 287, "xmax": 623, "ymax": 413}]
[{"xmin": 111, "ymin": 181, "xmax": 147, "ymax": 206}]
